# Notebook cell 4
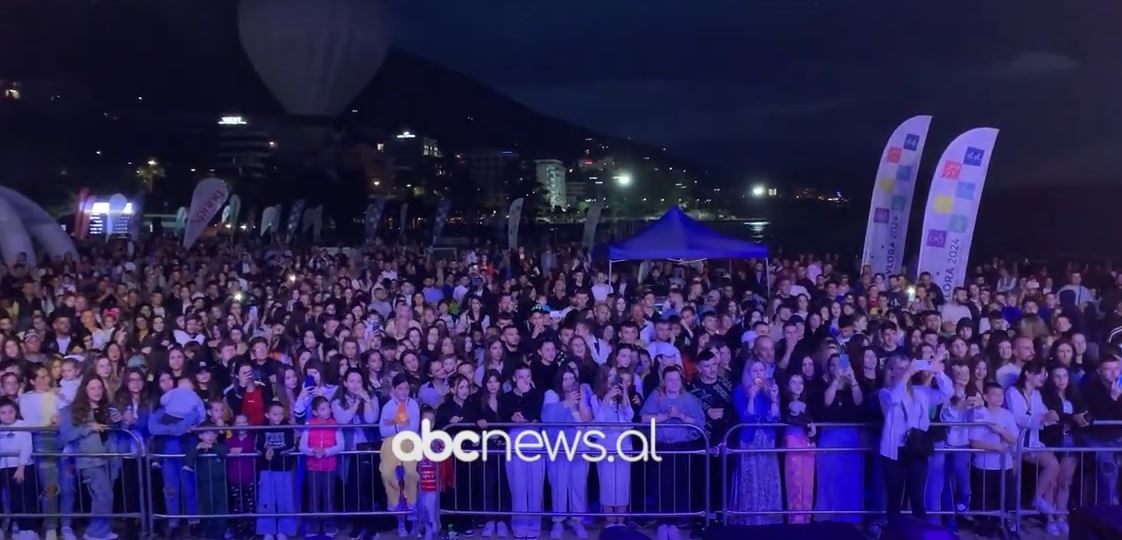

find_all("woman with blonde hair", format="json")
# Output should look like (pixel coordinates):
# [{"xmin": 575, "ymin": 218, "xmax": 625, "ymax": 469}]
[{"xmin": 729, "ymin": 359, "xmax": 783, "ymax": 525}]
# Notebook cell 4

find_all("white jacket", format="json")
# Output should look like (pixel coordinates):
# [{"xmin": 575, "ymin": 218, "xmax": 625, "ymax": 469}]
[{"xmin": 0, "ymin": 420, "xmax": 33, "ymax": 468}]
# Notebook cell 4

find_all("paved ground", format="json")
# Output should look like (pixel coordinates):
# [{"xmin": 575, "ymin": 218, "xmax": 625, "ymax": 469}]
[{"xmin": 353, "ymin": 520, "xmax": 1062, "ymax": 539}]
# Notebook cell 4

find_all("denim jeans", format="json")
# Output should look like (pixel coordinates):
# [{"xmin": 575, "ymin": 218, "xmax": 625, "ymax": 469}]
[
  {"xmin": 923, "ymin": 443, "xmax": 946, "ymax": 524},
  {"xmin": 1084, "ymin": 434, "xmax": 1122, "ymax": 505},
  {"xmin": 80, "ymin": 466, "xmax": 114, "ymax": 539},
  {"xmin": 159, "ymin": 457, "xmax": 198, "ymax": 529},
  {"xmin": 943, "ymin": 449, "xmax": 972, "ymax": 512},
  {"xmin": 35, "ymin": 434, "xmax": 75, "ymax": 531}
]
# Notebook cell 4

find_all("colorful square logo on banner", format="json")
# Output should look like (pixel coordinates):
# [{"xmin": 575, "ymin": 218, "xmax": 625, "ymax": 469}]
[
  {"xmin": 873, "ymin": 208, "xmax": 890, "ymax": 223},
  {"xmin": 926, "ymin": 229, "xmax": 947, "ymax": 248},
  {"xmin": 886, "ymin": 147, "xmax": 902, "ymax": 164},
  {"xmin": 941, "ymin": 160, "xmax": 962, "ymax": 180},
  {"xmin": 949, "ymin": 214, "xmax": 970, "ymax": 233},
  {"xmin": 933, "ymin": 195, "xmax": 953, "ymax": 214},
  {"xmin": 896, "ymin": 164, "xmax": 914, "ymax": 182},
  {"xmin": 904, "ymin": 134, "xmax": 920, "ymax": 151},
  {"xmin": 964, "ymin": 146, "xmax": 985, "ymax": 166},
  {"xmin": 891, "ymin": 195, "xmax": 907, "ymax": 211},
  {"xmin": 955, "ymin": 182, "xmax": 977, "ymax": 200},
  {"xmin": 878, "ymin": 178, "xmax": 895, "ymax": 193}
]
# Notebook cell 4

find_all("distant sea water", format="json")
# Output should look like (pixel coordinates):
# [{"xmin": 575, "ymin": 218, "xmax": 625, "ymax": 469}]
[{"xmin": 520, "ymin": 188, "xmax": 1118, "ymax": 268}]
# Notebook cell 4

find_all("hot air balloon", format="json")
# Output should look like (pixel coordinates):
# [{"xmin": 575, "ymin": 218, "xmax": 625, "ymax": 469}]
[{"xmin": 238, "ymin": 0, "xmax": 389, "ymax": 118}]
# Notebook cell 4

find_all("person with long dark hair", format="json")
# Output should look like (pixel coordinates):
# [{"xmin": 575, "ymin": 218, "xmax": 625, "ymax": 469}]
[
  {"xmin": 782, "ymin": 372, "xmax": 815, "ymax": 524},
  {"xmin": 332, "ymin": 369, "xmax": 380, "ymax": 540},
  {"xmin": 112, "ymin": 367, "xmax": 151, "ymax": 540},
  {"xmin": 542, "ymin": 367, "xmax": 593, "ymax": 539},
  {"xmin": 592, "ymin": 365, "xmax": 635, "ymax": 528},
  {"xmin": 816, "ymin": 352, "xmax": 865, "ymax": 523},
  {"xmin": 1006, "ymin": 360, "xmax": 1060, "ymax": 521},
  {"xmin": 466, "ymin": 369, "xmax": 508, "ymax": 537},
  {"xmin": 59, "ymin": 377, "xmax": 116, "ymax": 540},
  {"xmin": 1041, "ymin": 363, "xmax": 1088, "ymax": 536}
]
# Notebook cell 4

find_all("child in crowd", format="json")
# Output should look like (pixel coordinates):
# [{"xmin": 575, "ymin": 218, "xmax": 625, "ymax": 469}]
[
  {"xmin": 57, "ymin": 357, "xmax": 82, "ymax": 409},
  {"xmin": 185, "ymin": 423, "xmax": 228, "ymax": 540},
  {"xmin": 415, "ymin": 407, "xmax": 441, "ymax": 540},
  {"xmin": 300, "ymin": 397, "xmax": 343, "ymax": 540},
  {"xmin": 160, "ymin": 378, "xmax": 206, "ymax": 425},
  {"xmin": 0, "ymin": 398, "xmax": 39, "ymax": 540},
  {"xmin": 969, "ymin": 382, "xmax": 1020, "ymax": 538},
  {"xmin": 257, "ymin": 403, "xmax": 297, "ymax": 540},
  {"xmin": 206, "ymin": 398, "xmax": 232, "ymax": 443},
  {"xmin": 226, "ymin": 414, "xmax": 257, "ymax": 539}
]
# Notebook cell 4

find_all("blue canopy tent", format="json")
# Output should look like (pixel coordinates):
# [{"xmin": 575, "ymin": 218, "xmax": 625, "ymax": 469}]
[{"xmin": 607, "ymin": 206, "xmax": 769, "ymax": 292}]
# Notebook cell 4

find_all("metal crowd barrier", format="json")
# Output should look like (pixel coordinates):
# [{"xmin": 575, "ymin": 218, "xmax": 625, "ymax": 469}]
[
  {"xmin": 439, "ymin": 421, "xmax": 711, "ymax": 522},
  {"xmin": 720, "ymin": 422, "xmax": 1013, "ymax": 527},
  {"xmin": 145, "ymin": 423, "xmax": 410, "ymax": 536},
  {"xmin": 1014, "ymin": 420, "xmax": 1122, "ymax": 527},
  {"xmin": 5, "ymin": 420, "xmax": 1122, "ymax": 537},
  {"xmin": 0, "ymin": 426, "xmax": 148, "ymax": 535}
]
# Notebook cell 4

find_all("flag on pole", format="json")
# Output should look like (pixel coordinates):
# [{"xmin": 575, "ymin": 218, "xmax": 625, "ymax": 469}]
[
  {"xmin": 860, "ymin": 115, "xmax": 932, "ymax": 276},
  {"xmin": 183, "ymin": 178, "xmax": 230, "ymax": 249},
  {"xmin": 286, "ymin": 199, "xmax": 306, "ymax": 243},
  {"xmin": 582, "ymin": 200, "xmax": 604, "ymax": 251},
  {"xmin": 432, "ymin": 199, "xmax": 452, "ymax": 245},
  {"xmin": 507, "ymin": 198, "xmax": 525, "ymax": 250},
  {"xmin": 365, "ymin": 199, "xmax": 386, "ymax": 241},
  {"xmin": 916, "ymin": 127, "xmax": 999, "ymax": 297}
]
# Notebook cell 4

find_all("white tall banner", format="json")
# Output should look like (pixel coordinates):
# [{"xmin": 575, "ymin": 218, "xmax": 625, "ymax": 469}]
[
  {"xmin": 174, "ymin": 207, "xmax": 188, "ymax": 235},
  {"xmin": 260, "ymin": 205, "xmax": 278, "ymax": 236},
  {"xmin": 860, "ymin": 115, "xmax": 932, "ymax": 276},
  {"xmin": 916, "ymin": 127, "xmax": 999, "ymax": 297},
  {"xmin": 507, "ymin": 198, "xmax": 524, "ymax": 250},
  {"xmin": 183, "ymin": 178, "xmax": 230, "ymax": 249},
  {"xmin": 302, "ymin": 205, "xmax": 323, "ymax": 242},
  {"xmin": 582, "ymin": 200, "xmax": 604, "ymax": 250}
]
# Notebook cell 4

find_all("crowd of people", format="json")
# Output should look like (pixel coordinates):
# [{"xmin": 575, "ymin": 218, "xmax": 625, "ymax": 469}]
[{"xmin": 0, "ymin": 236, "xmax": 1120, "ymax": 540}]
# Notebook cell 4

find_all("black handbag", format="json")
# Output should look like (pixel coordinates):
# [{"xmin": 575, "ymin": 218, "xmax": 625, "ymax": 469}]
[{"xmin": 900, "ymin": 401, "xmax": 933, "ymax": 458}]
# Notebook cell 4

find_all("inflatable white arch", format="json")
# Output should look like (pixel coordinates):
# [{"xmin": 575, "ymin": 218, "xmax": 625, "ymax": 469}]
[{"xmin": 0, "ymin": 186, "xmax": 78, "ymax": 266}]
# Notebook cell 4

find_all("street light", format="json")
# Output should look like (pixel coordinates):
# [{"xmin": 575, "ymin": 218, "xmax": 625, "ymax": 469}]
[
  {"xmin": 614, "ymin": 173, "xmax": 632, "ymax": 187},
  {"xmin": 751, "ymin": 184, "xmax": 766, "ymax": 198}
]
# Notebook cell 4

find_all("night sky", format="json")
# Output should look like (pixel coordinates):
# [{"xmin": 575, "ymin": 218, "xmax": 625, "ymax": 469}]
[{"xmin": 387, "ymin": 0, "xmax": 1122, "ymax": 190}]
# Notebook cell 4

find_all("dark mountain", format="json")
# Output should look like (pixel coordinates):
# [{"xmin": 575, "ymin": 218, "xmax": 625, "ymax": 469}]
[{"xmin": 0, "ymin": 0, "xmax": 697, "ymax": 213}]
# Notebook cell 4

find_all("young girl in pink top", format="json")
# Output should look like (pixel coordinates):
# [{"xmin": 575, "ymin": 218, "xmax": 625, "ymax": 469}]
[{"xmin": 299, "ymin": 396, "xmax": 343, "ymax": 540}]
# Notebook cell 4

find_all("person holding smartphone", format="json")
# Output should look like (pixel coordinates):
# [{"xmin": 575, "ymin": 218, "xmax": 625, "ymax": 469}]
[
  {"xmin": 940, "ymin": 359, "xmax": 980, "ymax": 529},
  {"xmin": 817, "ymin": 352, "xmax": 865, "ymax": 524},
  {"xmin": 877, "ymin": 355, "xmax": 952, "ymax": 524},
  {"xmin": 729, "ymin": 360, "xmax": 783, "ymax": 526},
  {"xmin": 592, "ymin": 366, "xmax": 635, "ymax": 528}
]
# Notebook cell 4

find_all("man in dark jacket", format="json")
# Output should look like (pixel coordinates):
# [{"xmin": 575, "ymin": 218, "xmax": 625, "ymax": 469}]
[{"xmin": 1081, "ymin": 354, "xmax": 1122, "ymax": 505}]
